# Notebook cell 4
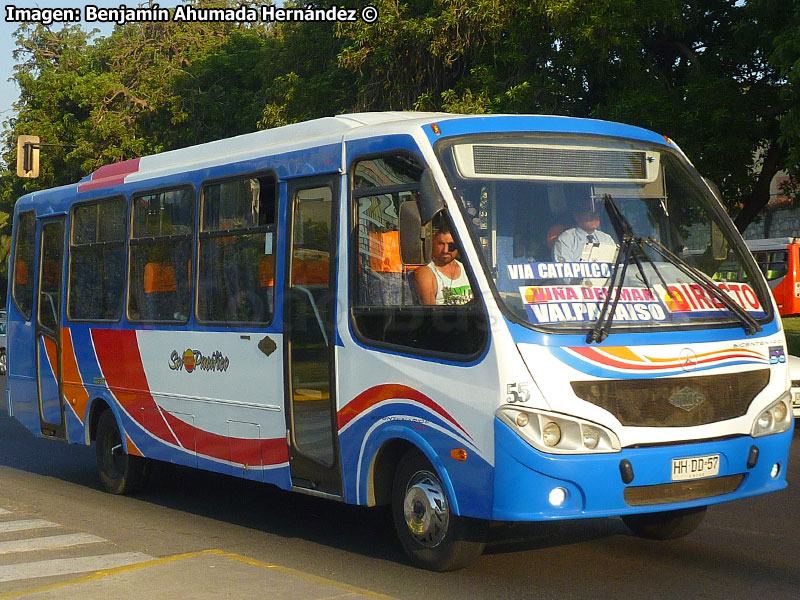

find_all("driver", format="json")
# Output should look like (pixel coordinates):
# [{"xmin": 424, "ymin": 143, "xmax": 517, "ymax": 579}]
[{"xmin": 553, "ymin": 197, "xmax": 614, "ymax": 263}]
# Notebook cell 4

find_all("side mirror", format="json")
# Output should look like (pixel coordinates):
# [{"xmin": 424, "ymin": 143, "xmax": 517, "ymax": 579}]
[
  {"xmin": 399, "ymin": 200, "xmax": 431, "ymax": 266},
  {"xmin": 419, "ymin": 168, "xmax": 445, "ymax": 224}
]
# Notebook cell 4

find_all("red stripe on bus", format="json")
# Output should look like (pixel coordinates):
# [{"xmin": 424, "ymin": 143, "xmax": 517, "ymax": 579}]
[
  {"xmin": 93, "ymin": 329, "xmax": 288, "ymax": 467},
  {"xmin": 338, "ymin": 384, "xmax": 471, "ymax": 439},
  {"xmin": 77, "ymin": 158, "xmax": 140, "ymax": 193},
  {"xmin": 91, "ymin": 328, "xmax": 178, "ymax": 445},
  {"xmin": 571, "ymin": 346, "xmax": 764, "ymax": 371},
  {"xmin": 161, "ymin": 410, "xmax": 289, "ymax": 466}
]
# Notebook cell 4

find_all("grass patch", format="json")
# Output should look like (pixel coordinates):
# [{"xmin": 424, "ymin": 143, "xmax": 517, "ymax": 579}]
[{"xmin": 782, "ymin": 317, "xmax": 800, "ymax": 356}]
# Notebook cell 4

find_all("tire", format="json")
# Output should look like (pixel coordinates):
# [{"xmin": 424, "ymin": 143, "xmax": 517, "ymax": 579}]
[
  {"xmin": 95, "ymin": 409, "xmax": 149, "ymax": 495},
  {"xmin": 392, "ymin": 449, "xmax": 487, "ymax": 571},
  {"xmin": 621, "ymin": 506, "xmax": 707, "ymax": 540}
]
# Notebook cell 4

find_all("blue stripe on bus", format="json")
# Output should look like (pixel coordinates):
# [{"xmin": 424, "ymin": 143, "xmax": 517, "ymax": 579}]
[{"xmin": 423, "ymin": 115, "xmax": 672, "ymax": 147}]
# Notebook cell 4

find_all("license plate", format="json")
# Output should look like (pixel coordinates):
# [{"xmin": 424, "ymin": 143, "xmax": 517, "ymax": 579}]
[{"xmin": 671, "ymin": 454, "xmax": 720, "ymax": 481}]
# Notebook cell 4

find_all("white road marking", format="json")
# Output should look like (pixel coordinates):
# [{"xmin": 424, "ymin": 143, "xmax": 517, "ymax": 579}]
[
  {"xmin": 0, "ymin": 533, "xmax": 106, "ymax": 555},
  {"xmin": 0, "ymin": 552, "xmax": 153, "ymax": 583},
  {"xmin": 0, "ymin": 520, "xmax": 59, "ymax": 533}
]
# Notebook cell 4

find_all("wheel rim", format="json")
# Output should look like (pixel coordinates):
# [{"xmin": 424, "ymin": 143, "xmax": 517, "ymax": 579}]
[{"xmin": 403, "ymin": 470, "xmax": 449, "ymax": 548}]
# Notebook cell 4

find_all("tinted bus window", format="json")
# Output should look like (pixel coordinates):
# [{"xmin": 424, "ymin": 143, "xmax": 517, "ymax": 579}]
[
  {"xmin": 197, "ymin": 175, "xmax": 277, "ymax": 323},
  {"xmin": 12, "ymin": 211, "xmax": 36, "ymax": 320},
  {"xmin": 128, "ymin": 187, "xmax": 194, "ymax": 322},
  {"xmin": 68, "ymin": 198, "xmax": 126, "ymax": 321}
]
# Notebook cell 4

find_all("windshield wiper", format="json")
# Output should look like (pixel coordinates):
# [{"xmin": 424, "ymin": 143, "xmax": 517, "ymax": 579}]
[
  {"xmin": 588, "ymin": 195, "xmax": 676, "ymax": 343},
  {"xmin": 588, "ymin": 194, "xmax": 758, "ymax": 342},
  {"xmin": 642, "ymin": 237, "xmax": 761, "ymax": 335}
]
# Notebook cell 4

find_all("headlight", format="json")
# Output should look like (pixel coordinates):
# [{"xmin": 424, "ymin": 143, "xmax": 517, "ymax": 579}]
[
  {"xmin": 497, "ymin": 407, "xmax": 621, "ymax": 454},
  {"xmin": 752, "ymin": 392, "xmax": 793, "ymax": 437},
  {"xmin": 542, "ymin": 422, "xmax": 562, "ymax": 446}
]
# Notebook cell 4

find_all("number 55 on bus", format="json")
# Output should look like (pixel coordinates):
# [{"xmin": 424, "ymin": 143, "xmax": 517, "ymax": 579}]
[{"xmin": 6, "ymin": 113, "xmax": 793, "ymax": 570}]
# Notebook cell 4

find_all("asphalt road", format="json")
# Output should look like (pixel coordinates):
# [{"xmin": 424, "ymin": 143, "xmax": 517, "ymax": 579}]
[{"xmin": 0, "ymin": 376, "xmax": 799, "ymax": 599}]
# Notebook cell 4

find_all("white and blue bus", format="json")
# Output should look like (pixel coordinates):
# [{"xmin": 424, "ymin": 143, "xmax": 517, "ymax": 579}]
[{"xmin": 6, "ymin": 113, "xmax": 793, "ymax": 570}]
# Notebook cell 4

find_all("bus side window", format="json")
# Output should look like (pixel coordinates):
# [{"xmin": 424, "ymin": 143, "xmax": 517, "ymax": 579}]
[
  {"xmin": 351, "ymin": 154, "xmax": 487, "ymax": 358},
  {"xmin": 68, "ymin": 198, "xmax": 126, "ymax": 321},
  {"xmin": 197, "ymin": 174, "xmax": 277, "ymax": 324},
  {"xmin": 128, "ymin": 187, "xmax": 194, "ymax": 322},
  {"xmin": 12, "ymin": 211, "xmax": 36, "ymax": 320}
]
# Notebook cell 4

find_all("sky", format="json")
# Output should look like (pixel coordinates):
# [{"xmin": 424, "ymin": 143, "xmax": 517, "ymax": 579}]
[{"xmin": 1, "ymin": 1, "xmax": 183, "ymax": 124}]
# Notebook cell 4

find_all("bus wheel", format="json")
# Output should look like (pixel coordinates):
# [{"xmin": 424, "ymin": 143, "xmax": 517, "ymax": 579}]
[
  {"xmin": 391, "ymin": 450, "xmax": 486, "ymax": 571},
  {"xmin": 95, "ymin": 410, "xmax": 149, "ymax": 495},
  {"xmin": 621, "ymin": 506, "xmax": 707, "ymax": 540}
]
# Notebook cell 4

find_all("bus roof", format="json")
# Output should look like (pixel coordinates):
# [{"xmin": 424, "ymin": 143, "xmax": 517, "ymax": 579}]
[{"xmin": 18, "ymin": 112, "xmax": 675, "ymax": 207}]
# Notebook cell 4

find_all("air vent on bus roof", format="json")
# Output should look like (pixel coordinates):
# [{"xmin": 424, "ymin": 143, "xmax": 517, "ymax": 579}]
[{"xmin": 453, "ymin": 144, "xmax": 660, "ymax": 183}]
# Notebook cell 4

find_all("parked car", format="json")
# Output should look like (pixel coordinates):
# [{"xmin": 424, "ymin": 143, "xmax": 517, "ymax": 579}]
[{"xmin": 789, "ymin": 354, "xmax": 800, "ymax": 418}]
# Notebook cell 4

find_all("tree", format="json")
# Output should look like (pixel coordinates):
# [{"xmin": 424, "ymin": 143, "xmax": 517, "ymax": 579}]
[{"xmin": 336, "ymin": 0, "xmax": 800, "ymax": 231}]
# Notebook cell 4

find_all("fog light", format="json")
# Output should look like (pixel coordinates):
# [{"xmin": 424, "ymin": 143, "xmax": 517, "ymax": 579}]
[
  {"xmin": 582, "ymin": 427, "xmax": 600, "ymax": 450},
  {"xmin": 542, "ymin": 422, "xmax": 562, "ymax": 447},
  {"xmin": 771, "ymin": 463, "xmax": 781, "ymax": 479},
  {"xmin": 757, "ymin": 411, "xmax": 773, "ymax": 431},
  {"xmin": 772, "ymin": 402, "xmax": 788, "ymax": 423},
  {"xmin": 548, "ymin": 487, "xmax": 567, "ymax": 507},
  {"xmin": 515, "ymin": 412, "xmax": 529, "ymax": 428}
]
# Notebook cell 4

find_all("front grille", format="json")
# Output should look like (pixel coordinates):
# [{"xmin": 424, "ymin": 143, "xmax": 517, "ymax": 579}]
[
  {"xmin": 624, "ymin": 474, "xmax": 744, "ymax": 506},
  {"xmin": 571, "ymin": 370, "xmax": 770, "ymax": 427},
  {"xmin": 472, "ymin": 145, "xmax": 648, "ymax": 179}
]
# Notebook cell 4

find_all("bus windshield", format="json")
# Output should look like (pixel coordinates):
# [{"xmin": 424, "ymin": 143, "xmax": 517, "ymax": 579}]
[{"xmin": 437, "ymin": 135, "xmax": 771, "ymax": 333}]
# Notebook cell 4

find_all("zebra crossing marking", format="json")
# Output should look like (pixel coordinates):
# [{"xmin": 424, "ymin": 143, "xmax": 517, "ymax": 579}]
[
  {"xmin": 0, "ymin": 520, "xmax": 58, "ymax": 534},
  {"xmin": 0, "ymin": 533, "xmax": 106, "ymax": 555},
  {"xmin": 0, "ymin": 552, "xmax": 153, "ymax": 583}
]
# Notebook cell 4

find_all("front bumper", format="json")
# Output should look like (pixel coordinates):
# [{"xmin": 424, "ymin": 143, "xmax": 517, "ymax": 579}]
[{"xmin": 493, "ymin": 418, "xmax": 792, "ymax": 521}]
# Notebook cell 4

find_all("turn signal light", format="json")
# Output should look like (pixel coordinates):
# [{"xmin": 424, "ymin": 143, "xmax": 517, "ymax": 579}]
[{"xmin": 450, "ymin": 448, "xmax": 468, "ymax": 461}]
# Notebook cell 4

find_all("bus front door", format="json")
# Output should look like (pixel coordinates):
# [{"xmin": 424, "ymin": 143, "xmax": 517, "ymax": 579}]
[
  {"xmin": 36, "ymin": 217, "xmax": 66, "ymax": 439},
  {"xmin": 284, "ymin": 177, "xmax": 342, "ymax": 496}
]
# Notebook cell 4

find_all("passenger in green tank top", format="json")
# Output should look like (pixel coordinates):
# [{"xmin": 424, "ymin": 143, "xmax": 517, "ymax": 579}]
[{"xmin": 414, "ymin": 224, "xmax": 473, "ymax": 306}]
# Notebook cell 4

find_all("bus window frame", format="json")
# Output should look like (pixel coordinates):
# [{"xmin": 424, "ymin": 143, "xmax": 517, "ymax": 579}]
[
  {"xmin": 11, "ymin": 210, "xmax": 37, "ymax": 322},
  {"xmin": 66, "ymin": 195, "xmax": 127, "ymax": 324},
  {"xmin": 195, "ymin": 169, "xmax": 280, "ymax": 327},
  {"xmin": 126, "ymin": 183, "xmax": 196, "ymax": 325},
  {"xmin": 347, "ymin": 150, "xmax": 489, "ymax": 362}
]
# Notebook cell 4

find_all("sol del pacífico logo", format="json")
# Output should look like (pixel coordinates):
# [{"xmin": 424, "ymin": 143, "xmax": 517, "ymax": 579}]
[{"xmin": 169, "ymin": 348, "xmax": 230, "ymax": 373}]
